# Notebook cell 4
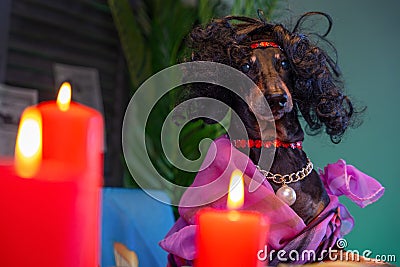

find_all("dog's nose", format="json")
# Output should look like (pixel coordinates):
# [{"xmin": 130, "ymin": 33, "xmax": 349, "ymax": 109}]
[{"xmin": 267, "ymin": 94, "xmax": 288, "ymax": 108}]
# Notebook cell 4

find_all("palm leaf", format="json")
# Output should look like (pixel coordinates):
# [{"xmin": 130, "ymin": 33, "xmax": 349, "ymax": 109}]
[
  {"xmin": 110, "ymin": 1, "xmax": 280, "ymax": 209},
  {"xmin": 108, "ymin": 0, "xmax": 151, "ymax": 89},
  {"xmin": 231, "ymin": 0, "xmax": 280, "ymax": 19}
]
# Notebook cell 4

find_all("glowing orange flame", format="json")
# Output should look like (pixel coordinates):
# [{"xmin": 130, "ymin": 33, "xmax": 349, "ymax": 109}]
[
  {"xmin": 227, "ymin": 169, "xmax": 244, "ymax": 210},
  {"xmin": 15, "ymin": 107, "xmax": 42, "ymax": 178},
  {"xmin": 57, "ymin": 82, "xmax": 71, "ymax": 111}
]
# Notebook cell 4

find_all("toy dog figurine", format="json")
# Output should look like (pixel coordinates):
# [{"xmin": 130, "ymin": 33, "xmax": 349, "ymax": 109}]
[{"xmin": 160, "ymin": 12, "xmax": 385, "ymax": 266}]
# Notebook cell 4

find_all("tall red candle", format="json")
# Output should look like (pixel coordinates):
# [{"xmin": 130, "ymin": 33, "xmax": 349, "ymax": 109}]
[
  {"xmin": 0, "ymin": 82, "xmax": 103, "ymax": 267},
  {"xmin": 195, "ymin": 170, "xmax": 269, "ymax": 267}
]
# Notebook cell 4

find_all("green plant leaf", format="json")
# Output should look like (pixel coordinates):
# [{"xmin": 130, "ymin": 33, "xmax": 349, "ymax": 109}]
[{"xmin": 108, "ymin": 0, "xmax": 151, "ymax": 89}]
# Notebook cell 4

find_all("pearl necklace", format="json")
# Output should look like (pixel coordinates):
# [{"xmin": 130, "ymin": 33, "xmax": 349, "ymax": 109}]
[{"xmin": 256, "ymin": 159, "xmax": 313, "ymax": 206}]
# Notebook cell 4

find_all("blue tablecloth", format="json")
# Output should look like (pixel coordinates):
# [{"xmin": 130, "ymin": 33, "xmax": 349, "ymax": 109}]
[{"xmin": 101, "ymin": 188, "xmax": 175, "ymax": 267}]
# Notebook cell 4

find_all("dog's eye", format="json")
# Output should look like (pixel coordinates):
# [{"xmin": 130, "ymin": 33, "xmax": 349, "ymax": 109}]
[
  {"xmin": 281, "ymin": 60, "xmax": 290, "ymax": 70},
  {"xmin": 241, "ymin": 63, "xmax": 251, "ymax": 73}
]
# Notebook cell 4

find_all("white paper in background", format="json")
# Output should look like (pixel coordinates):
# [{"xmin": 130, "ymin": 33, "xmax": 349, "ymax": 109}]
[
  {"xmin": 53, "ymin": 63, "xmax": 107, "ymax": 152},
  {"xmin": 0, "ymin": 85, "xmax": 38, "ymax": 156}
]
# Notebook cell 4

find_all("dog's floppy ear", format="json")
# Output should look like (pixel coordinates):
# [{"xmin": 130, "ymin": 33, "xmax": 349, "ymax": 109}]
[
  {"xmin": 292, "ymin": 39, "xmax": 355, "ymax": 144},
  {"xmin": 296, "ymin": 86, "xmax": 355, "ymax": 144},
  {"xmin": 273, "ymin": 12, "xmax": 359, "ymax": 143},
  {"xmin": 173, "ymin": 17, "xmax": 244, "ymax": 126},
  {"xmin": 173, "ymin": 83, "xmax": 233, "ymax": 126}
]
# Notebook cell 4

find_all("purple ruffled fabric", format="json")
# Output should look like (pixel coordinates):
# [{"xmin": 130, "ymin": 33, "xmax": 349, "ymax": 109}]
[
  {"xmin": 159, "ymin": 135, "xmax": 384, "ymax": 266},
  {"xmin": 319, "ymin": 159, "xmax": 385, "ymax": 208}
]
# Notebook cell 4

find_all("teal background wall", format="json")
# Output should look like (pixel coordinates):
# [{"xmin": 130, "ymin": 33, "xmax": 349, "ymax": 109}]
[{"xmin": 287, "ymin": 0, "xmax": 400, "ymax": 262}]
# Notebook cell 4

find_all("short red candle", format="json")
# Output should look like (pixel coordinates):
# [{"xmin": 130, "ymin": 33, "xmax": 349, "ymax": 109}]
[
  {"xmin": 195, "ymin": 170, "xmax": 269, "ymax": 267},
  {"xmin": 195, "ymin": 209, "xmax": 268, "ymax": 267},
  {"xmin": 0, "ymin": 82, "xmax": 103, "ymax": 267}
]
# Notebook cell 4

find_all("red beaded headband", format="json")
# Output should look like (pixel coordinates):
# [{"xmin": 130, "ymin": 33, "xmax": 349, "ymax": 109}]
[
  {"xmin": 232, "ymin": 139, "xmax": 302, "ymax": 150},
  {"xmin": 250, "ymin": 41, "xmax": 281, "ymax": 50}
]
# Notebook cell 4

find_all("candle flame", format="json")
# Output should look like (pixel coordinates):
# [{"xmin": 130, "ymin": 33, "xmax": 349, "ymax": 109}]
[
  {"xmin": 57, "ymin": 82, "xmax": 71, "ymax": 111},
  {"xmin": 227, "ymin": 169, "xmax": 244, "ymax": 210},
  {"xmin": 15, "ymin": 107, "xmax": 42, "ymax": 178}
]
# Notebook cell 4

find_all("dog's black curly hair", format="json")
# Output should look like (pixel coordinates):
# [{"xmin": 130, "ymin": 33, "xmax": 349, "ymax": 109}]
[{"xmin": 181, "ymin": 12, "xmax": 358, "ymax": 143}]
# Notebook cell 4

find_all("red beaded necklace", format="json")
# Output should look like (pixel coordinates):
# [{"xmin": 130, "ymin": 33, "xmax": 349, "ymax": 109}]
[{"xmin": 231, "ymin": 139, "xmax": 302, "ymax": 150}]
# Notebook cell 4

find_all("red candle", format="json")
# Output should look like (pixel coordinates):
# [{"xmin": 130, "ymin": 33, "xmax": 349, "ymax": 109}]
[
  {"xmin": 0, "ymin": 82, "xmax": 103, "ymax": 267},
  {"xmin": 195, "ymin": 170, "xmax": 269, "ymax": 267}
]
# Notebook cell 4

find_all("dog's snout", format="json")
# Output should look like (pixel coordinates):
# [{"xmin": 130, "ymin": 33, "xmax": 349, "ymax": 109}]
[
  {"xmin": 278, "ymin": 94, "xmax": 288, "ymax": 107},
  {"xmin": 267, "ymin": 94, "xmax": 288, "ymax": 108}
]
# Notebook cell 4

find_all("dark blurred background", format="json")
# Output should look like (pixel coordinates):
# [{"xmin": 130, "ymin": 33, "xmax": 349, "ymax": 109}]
[{"xmin": 0, "ymin": 0, "xmax": 129, "ymax": 186}]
